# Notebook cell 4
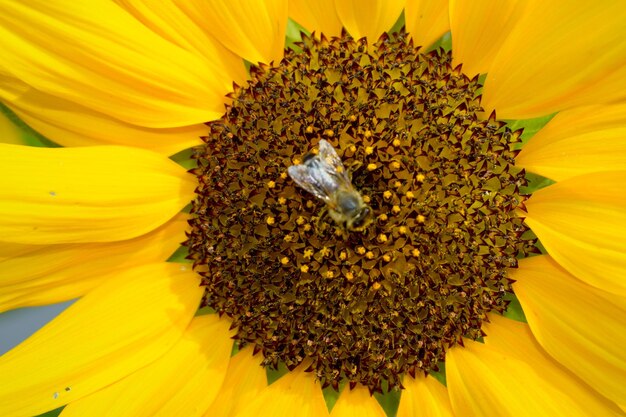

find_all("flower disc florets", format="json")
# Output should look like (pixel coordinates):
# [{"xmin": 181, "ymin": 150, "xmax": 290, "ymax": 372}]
[{"xmin": 187, "ymin": 32, "xmax": 537, "ymax": 393}]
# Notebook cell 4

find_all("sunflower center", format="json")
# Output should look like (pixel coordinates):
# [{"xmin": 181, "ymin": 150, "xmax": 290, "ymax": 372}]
[{"xmin": 187, "ymin": 32, "xmax": 536, "ymax": 393}]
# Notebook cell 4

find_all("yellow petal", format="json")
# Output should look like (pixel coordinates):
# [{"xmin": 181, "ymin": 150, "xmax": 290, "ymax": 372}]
[
  {"xmin": 0, "ymin": 212, "xmax": 188, "ymax": 313},
  {"xmin": 1, "ymin": 75, "xmax": 204, "ymax": 155},
  {"xmin": 177, "ymin": 0, "xmax": 288, "ymax": 65},
  {"xmin": 447, "ymin": 314, "xmax": 624, "ymax": 416},
  {"xmin": 449, "ymin": 0, "xmax": 525, "ymax": 76},
  {"xmin": 203, "ymin": 346, "xmax": 268, "ymax": 417},
  {"xmin": 397, "ymin": 375, "xmax": 454, "ymax": 417},
  {"xmin": 113, "ymin": 0, "xmax": 247, "ymax": 85},
  {"xmin": 482, "ymin": 1, "xmax": 626, "ymax": 119},
  {"xmin": 60, "ymin": 315, "xmax": 232, "ymax": 417},
  {"xmin": 335, "ymin": 0, "xmax": 405, "ymax": 41},
  {"xmin": 515, "ymin": 103, "xmax": 626, "ymax": 181},
  {"xmin": 523, "ymin": 171, "xmax": 626, "ymax": 295},
  {"xmin": 288, "ymin": 0, "xmax": 343, "ymax": 37},
  {"xmin": 236, "ymin": 365, "xmax": 329, "ymax": 417},
  {"xmin": 0, "ymin": 262, "xmax": 203, "ymax": 417},
  {"xmin": 0, "ymin": 144, "xmax": 194, "ymax": 244},
  {"xmin": 512, "ymin": 255, "xmax": 626, "ymax": 406},
  {"xmin": 330, "ymin": 385, "xmax": 386, "ymax": 417},
  {"xmin": 405, "ymin": 0, "xmax": 450, "ymax": 50},
  {"xmin": 0, "ymin": 0, "xmax": 229, "ymax": 127}
]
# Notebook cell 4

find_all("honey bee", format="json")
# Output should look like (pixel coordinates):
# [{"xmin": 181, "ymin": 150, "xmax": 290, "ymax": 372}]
[{"xmin": 288, "ymin": 139, "xmax": 372, "ymax": 231}]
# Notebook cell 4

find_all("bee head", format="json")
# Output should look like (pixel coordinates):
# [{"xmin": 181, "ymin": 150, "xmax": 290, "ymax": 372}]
[{"xmin": 348, "ymin": 206, "xmax": 372, "ymax": 231}]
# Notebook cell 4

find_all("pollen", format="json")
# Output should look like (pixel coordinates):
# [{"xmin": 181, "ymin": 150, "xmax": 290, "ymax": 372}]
[{"xmin": 187, "ymin": 31, "xmax": 537, "ymax": 394}]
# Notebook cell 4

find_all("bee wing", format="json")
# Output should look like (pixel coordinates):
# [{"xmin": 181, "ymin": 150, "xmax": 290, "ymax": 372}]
[
  {"xmin": 287, "ymin": 164, "xmax": 334, "ymax": 203},
  {"xmin": 317, "ymin": 140, "xmax": 352, "ymax": 186}
]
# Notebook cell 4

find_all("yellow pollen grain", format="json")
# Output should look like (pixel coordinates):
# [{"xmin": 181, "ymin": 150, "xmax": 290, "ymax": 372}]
[
  {"xmin": 293, "ymin": 157, "xmax": 301, "ymax": 165},
  {"xmin": 383, "ymin": 190, "xmax": 393, "ymax": 200},
  {"xmin": 417, "ymin": 214, "xmax": 426, "ymax": 223},
  {"xmin": 339, "ymin": 251, "xmax": 347, "ymax": 261},
  {"xmin": 320, "ymin": 247, "xmax": 331, "ymax": 257},
  {"xmin": 349, "ymin": 115, "xmax": 357, "ymax": 122},
  {"xmin": 300, "ymin": 265, "xmax": 309, "ymax": 273},
  {"xmin": 266, "ymin": 216, "xmax": 275, "ymax": 225},
  {"xmin": 306, "ymin": 125, "xmax": 314, "ymax": 133},
  {"xmin": 349, "ymin": 144, "xmax": 357, "ymax": 153},
  {"xmin": 356, "ymin": 247, "xmax": 366, "ymax": 255},
  {"xmin": 406, "ymin": 191, "xmax": 415, "ymax": 199},
  {"xmin": 392, "ymin": 138, "xmax": 401, "ymax": 147},
  {"xmin": 280, "ymin": 172, "xmax": 288, "ymax": 179},
  {"xmin": 390, "ymin": 161, "xmax": 401, "ymax": 170},
  {"xmin": 303, "ymin": 224, "xmax": 312, "ymax": 231},
  {"xmin": 278, "ymin": 197, "xmax": 287, "ymax": 205},
  {"xmin": 345, "ymin": 271, "xmax": 354, "ymax": 281},
  {"xmin": 412, "ymin": 249, "xmax": 421, "ymax": 257},
  {"xmin": 372, "ymin": 282, "xmax": 381, "ymax": 290},
  {"xmin": 304, "ymin": 248, "xmax": 314, "ymax": 259},
  {"xmin": 280, "ymin": 257, "xmax": 289, "ymax": 265},
  {"xmin": 324, "ymin": 129, "xmax": 334, "ymax": 137},
  {"xmin": 364, "ymin": 130, "xmax": 372, "ymax": 138},
  {"xmin": 377, "ymin": 234, "xmax": 388, "ymax": 243},
  {"xmin": 398, "ymin": 226, "xmax": 408, "ymax": 235},
  {"xmin": 283, "ymin": 234, "xmax": 293, "ymax": 242},
  {"xmin": 306, "ymin": 200, "xmax": 315, "ymax": 208},
  {"xmin": 392, "ymin": 205, "xmax": 401, "ymax": 214},
  {"xmin": 296, "ymin": 216, "xmax": 306, "ymax": 225},
  {"xmin": 383, "ymin": 254, "xmax": 391, "ymax": 262},
  {"xmin": 417, "ymin": 174, "xmax": 426, "ymax": 182},
  {"xmin": 362, "ymin": 195, "xmax": 371, "ymax": 203},
  {"xmin": 365, "ymin": 146, "xmax": 374, "ymax": 155},
  {"xmin": 394, "ymin": 180, "xmax": 402, "ymax": 189},
  {"xmin": 378, "ymin": 213, "xmax": 388, "ymax": 222},
  {"xmin": 366, "ymin": 251, "xmax": 375, "ymax": 260},
  {"xmin": 325, "ymin": 270, "xmax": 335, "ymax": 279},
  {"xmin": 267, "ymin": 180, "xmax": 276, "ymax": 189},
  {"xmin": 367, "ymin": 163, "xmax": 377, "ymax": 171}
]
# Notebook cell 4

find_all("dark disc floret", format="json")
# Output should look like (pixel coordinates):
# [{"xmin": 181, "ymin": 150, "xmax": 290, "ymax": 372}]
[{"xmin": 186, "ymin": 31, "xmax": 537, "ymax": 393}]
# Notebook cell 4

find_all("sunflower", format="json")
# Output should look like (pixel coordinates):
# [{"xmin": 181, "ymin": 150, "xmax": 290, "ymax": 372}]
[{"xmin": 1, "ymin": 0, "xmax": 625, "ymax": 416}]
